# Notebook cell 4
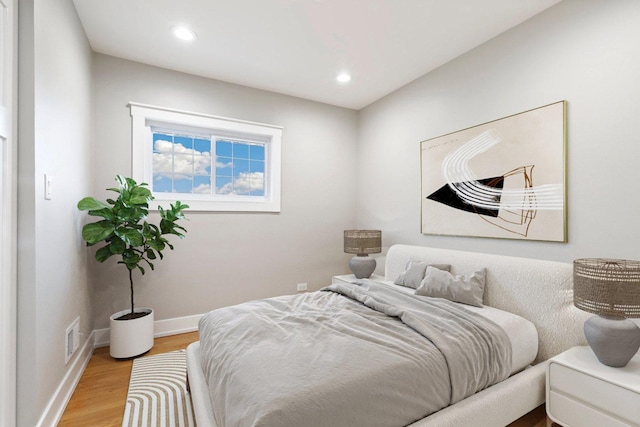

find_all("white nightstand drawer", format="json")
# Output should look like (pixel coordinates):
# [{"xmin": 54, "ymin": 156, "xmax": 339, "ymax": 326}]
[
  {"xmin": 548, "ymin": 390, "xmax": 632, "ymax": 427},
  {"xmin": 549, "ymin": 362, "xmax": 640, "ymax": 425}
]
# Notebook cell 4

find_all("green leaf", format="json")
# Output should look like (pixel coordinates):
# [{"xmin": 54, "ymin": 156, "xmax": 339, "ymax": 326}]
[
  {"xmin": 124, "ymin": 176, "xmax": 137, "ymax": 188},
  {"xmin": 95, "ymin": 245, "xmax": 114, "ymax": 262},
  {"xmin": 77, "ymin": 197, "xmax": 109, "ymax": 211},
  {"xmin": 129, "ymin": 186, "xmax": 152, "ymax": 205},
  {"xmin": 116, "ymin": 227, "xmax": 144, "ymax": 247},
  {"xmin": 81, "ymin": 221, "xmax": 115, "ymax": 244},
  {"xmin": 146, "ymin": 249, "xmax": 157, "ymax": 260},
  {"xmin": 109, "ymin": 236, "xmax": 126, "ymax": 254},
  {"xmin": 115, "ymin": 175, "xmax": 128, "ymax": 189},
  {"xmin": 122, "ymin": 249, "xmax": 141, "ymax": 270},
  {"xmin": 87, "ymin": 207, "xmax": 115, "ymax": 220},
  {"xmin": 147, "ymin": 239, "xmax": 165, "ymax": 252},
  {"xmin": 119, "ymin": 206, "xmax": 146, "ymax": 222}
]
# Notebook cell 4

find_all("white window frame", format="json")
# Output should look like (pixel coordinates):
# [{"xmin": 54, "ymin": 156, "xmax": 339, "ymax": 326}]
[{"xmin": 129, "ymin": 103, "xmax": 282, "ymax": 212}]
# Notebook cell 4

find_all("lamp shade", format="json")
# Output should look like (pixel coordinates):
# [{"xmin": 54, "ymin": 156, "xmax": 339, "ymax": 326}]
[
  {"xmin": 573, "ymin": 258, "xmax": 640, "ymax": 367},
  {"xmin": 344, "ymin": 230, "xmax": 381, "ymax": 255},
  {"xmin": 573, "ymin": 258, "xmax": 640, "ymax": 319}
]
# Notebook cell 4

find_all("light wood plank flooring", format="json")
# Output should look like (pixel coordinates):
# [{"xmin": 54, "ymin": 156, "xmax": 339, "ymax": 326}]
[
  {"xmin": 59, "ymin": 332, "xmax": 556, "ymax": 426},
  {"xmin": 58, "ymin": 331, "xmax": 199, "ymax": 427}
]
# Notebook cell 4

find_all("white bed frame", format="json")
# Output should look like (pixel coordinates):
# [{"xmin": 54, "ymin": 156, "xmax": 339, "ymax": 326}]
[{"xmin": 186, "ymin": 244, "xmax": 589, "ymax": 427}]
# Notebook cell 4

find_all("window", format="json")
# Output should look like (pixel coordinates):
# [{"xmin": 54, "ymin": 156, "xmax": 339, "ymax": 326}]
[{"xmin": 129, "ymin": 103, "xmax": 282, "ymax": 212}]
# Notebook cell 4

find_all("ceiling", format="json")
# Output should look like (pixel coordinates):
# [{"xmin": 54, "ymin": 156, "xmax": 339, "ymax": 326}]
[{"xmin": 72, "ymin": 0, "xmax": 562, "ymax": 110}]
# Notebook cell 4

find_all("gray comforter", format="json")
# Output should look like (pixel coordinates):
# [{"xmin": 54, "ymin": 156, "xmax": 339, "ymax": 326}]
[{"xmin": 198, "ymin": 280, "xmax": 512, "ymax": 427}]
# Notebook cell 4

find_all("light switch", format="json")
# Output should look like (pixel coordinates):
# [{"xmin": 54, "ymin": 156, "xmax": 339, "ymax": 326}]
[{"xmin": 44, "ymin": 174, "xmax": 52, "ymax": 200}]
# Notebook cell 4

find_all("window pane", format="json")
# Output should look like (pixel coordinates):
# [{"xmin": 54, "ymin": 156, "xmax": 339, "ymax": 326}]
[
  {"xmin": 174, "ymin": 135, "xmax": 194, "ymax": 150},
  {"xmin": 249, "ymin": 144, "xmax": 265, "ymax": 160},
  {"xmin": 216, "ymin": 156, "xmax": 233, "ymax": 176},
  {"xmin": 250, "ymin": 160, "xmax": 264, "ymax": 174},
  {"xmin": 174, "ymin": 178, "xmax": 193, "ymax": 193},
  {"xmin": 216, "ymin": 176, "xmax": 233, "ymax": 194},
  {"xmin": 233, "ymin": 159, "xmax": 249, "ymax": 177},
  {"xmin": 194, "ymin": 138, "xmax": 211, "ymax": 155},
  {"xmin": 153, "ymin": 133, "xmax": 173, "ymax": 153},
  {"xmin": 173, "ymin": 154, "xmax": 194, "ymax": 178},
  {"xmin": 216, "ymin": 140, "xmax": 232, "ymax": 157},
  {"xmin": 233, "ymin": 143, "xmax": 250, "ymax": 159},
  {"xmin": 250, "ymin": 187, "xmax": 265, "ymax": 197},
  {"xmin": 247, "ymin": 172, "xmax": 265, "ymax": 196},
  {"xmin": 193, "ymin": 154, "xmax": 211, "ymax": 176},
  {"xmin": 194, "ymin": 176, "xmax": 211, "ymax": 194},
  {"xmin": 153, "ymin": 175, "xmax": 173, "ymax": 193},
  {"xmin": 153, "ymin": 152, "xmax": 173, "ymax": 177}
]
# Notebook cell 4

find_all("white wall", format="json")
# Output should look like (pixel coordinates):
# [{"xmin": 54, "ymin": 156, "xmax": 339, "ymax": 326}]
[
  {"xmin": 357, "ymin": 0, "xmax": 640, "ymax": 263},
  {"xmin": 17, "ymin": 0, "xmax": 94, "ymax": 425},
  {"xmin": 91, "ymin": 54, "xmax": 358, "ymax": 328}
]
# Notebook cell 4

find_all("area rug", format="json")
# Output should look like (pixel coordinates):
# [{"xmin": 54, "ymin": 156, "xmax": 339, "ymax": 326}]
[{"xmin": 122, "ymin": 349, "xmax": 196, "ymax": 427}]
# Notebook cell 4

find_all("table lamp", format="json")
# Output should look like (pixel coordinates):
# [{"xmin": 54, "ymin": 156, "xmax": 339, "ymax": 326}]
[
  {"xmin": 344, "ymin": 230, "xmax": 381, "ymax": 279},
  {"xmin": 573, "ymin": 258, "xmax": 640, "ymax": 367}
]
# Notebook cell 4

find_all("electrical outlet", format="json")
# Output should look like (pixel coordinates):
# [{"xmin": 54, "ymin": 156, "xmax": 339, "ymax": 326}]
[
  {"xmin": 65, "ymin": 317, "xmax": 80, "ymax": 364},
  {"xmin": 296, "ymin": 282, "xmax": 308, "ymax": 292}
]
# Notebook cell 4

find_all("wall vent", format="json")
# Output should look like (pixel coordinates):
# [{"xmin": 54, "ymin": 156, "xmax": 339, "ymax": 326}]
[{"xmin": 65, "ymin": 317, "xmax": 80, "ymax": 364}]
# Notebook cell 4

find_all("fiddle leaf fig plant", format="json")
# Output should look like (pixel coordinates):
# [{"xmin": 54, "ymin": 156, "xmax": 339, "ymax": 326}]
[{"xmin": 78, "ymin": 175, "xmax": 188, "ymax": 320}]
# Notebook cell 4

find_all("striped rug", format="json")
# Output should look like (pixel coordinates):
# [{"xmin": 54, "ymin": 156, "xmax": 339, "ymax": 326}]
[{"xmin": 122, "ymin": 350, "xmax": 196, "ymax": 427}]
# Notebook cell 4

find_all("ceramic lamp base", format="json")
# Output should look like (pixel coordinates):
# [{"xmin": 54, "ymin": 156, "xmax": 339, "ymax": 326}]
[
  {"xmin": 584, "ymin": 315, "xmax": 640, "ymax": 367},
  {"xmin": 349, "ymin": 255, "xmax": 376, "ymax": 279}
]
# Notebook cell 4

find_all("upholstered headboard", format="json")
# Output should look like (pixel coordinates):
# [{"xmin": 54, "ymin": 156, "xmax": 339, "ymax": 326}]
[{"xmin": 385, "ymin": 244, "xmax": 588, "ymax": 363}]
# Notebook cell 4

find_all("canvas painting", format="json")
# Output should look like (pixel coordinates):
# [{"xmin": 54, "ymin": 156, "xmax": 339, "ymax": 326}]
[{"xmin": 421, "ymin": 101, "xmax": 566, "ymax": 242}]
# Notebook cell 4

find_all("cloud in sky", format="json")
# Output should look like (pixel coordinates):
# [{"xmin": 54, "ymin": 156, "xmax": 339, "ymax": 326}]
[
  {"xmin": 193, "ymin": 183, "xmax": 211, "ymax": 194},
  {"xmin": 153, "ymin": 141, "xmax": 210, "ymax": 180},
  {"xmin": 217, "ymin": 172, "xmax": 264, "ymax": 195}
]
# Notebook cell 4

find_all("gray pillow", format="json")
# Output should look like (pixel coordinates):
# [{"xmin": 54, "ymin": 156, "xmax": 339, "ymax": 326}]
[
  {"xmin": 415, "ymin": 266, "xmax": 486, "ymax": 307},
  {"xmin": 394, "ymin": 260, "xmax": 451, "ymax": 289}
]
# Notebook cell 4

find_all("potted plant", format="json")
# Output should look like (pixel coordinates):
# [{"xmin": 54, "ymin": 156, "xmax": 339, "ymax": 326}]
[{"xmin": 77, "ymin": 175, "xmax": 188, "ymax": 358}]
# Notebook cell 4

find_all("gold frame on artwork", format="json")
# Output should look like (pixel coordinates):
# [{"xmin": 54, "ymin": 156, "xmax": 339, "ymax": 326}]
[{"xmin": 420, "ymin": 101, "xmax": 567, "ymax": 242}]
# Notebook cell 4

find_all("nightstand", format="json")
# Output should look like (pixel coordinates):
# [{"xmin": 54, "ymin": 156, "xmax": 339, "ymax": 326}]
[
  {"xmin": 331, "ymin": 273, "xmax": 385, "ymax": 284},
  {"xmin": 546, "ymin": 346, "xmax": 640, "ymax": 427}
]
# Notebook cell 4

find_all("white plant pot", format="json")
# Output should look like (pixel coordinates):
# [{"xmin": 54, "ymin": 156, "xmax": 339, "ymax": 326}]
[{"xmin": 109, "ymin": 307, "xmax": 154, "ymax": 358}]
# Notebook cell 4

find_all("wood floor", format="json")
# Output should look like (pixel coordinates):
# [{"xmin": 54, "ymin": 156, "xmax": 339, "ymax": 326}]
[
  {"xmin": 59, "ymin": 331, "xmax": 556, "ymax": 426},
  {"xmin": 58, "ymin": 331, "xmax": 199, "ymax": 427}
]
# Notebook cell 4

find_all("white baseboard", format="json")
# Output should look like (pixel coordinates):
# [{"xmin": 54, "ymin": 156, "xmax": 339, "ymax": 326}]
[
  {"xmin": 36, "ymin": 330, "xmax": 95, "ymax": 427},
  {"xmin": 94, "ymin": 312, "xmax": 204, "ymax": 347},
  {"xmin": 37, "ymin": 313, "xmax": 204, "ymax": 426}
]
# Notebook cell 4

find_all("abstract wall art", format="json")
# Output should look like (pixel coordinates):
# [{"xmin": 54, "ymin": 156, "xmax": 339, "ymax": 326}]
[{"xmin": 421, "ymin": 101, "xmax": 566, "ymax": 242}]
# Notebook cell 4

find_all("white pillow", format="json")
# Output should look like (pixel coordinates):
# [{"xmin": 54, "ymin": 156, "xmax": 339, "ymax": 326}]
[
  {"xmin": 415, "ymin": 266, "xmax": 486, "ymax": 307},
  {"xmin": 394, "ymin": 260, "xmax": 451, "ymax": 289}
]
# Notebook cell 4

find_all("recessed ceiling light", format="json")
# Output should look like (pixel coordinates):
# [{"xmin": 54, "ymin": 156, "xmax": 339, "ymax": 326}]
[
  {"xmin": 172, "ymin": 26, "xmax": 197, "ymax": 41},
  {"xmin": 336, "ymin": 72, "xmax": 352, "ymax": 83}
]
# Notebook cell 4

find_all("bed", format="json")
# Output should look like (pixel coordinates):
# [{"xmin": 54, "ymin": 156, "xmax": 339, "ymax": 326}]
[{"xmin": 186, "ymin": 244, "xmax": 589, "ymax": 426}]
